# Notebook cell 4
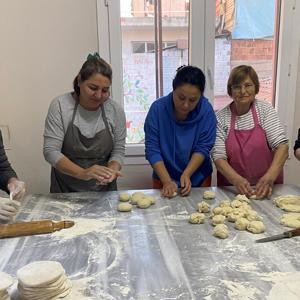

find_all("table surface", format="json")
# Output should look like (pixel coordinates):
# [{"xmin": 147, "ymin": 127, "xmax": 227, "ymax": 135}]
[{"xmin": 1, "ymin": 184, "xmax": 300, "ymax": 300}]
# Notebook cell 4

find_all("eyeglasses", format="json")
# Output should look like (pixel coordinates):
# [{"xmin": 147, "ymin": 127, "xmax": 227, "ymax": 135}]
[{"xmin": 231, "ymin": 83, "xmax": 255, "ymax": 93}]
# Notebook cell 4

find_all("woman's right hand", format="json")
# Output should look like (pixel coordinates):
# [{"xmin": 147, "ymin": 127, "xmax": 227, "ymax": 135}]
[
  {"xmin": 232, "ymin": 175, "xmax": 254, "ymax": 197},
  {"xmin": 79, "ymin": 165, "xmax": 114, "ymax": 182},
  {"xmin": 161, "ymin": 180, "xmax": 178, "ymax": 198}
]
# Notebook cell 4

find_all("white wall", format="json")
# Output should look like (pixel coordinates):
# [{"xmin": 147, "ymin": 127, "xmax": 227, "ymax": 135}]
[{"xmin": 0, "ymin": 0, "xmax": 98, "ymax": 193}]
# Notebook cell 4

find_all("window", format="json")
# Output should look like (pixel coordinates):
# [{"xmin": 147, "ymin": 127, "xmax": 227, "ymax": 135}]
[
  {"xmin": 97, "ymin": 0, "xmax": 299, "ymax": 162},
  {"xmin": 132, "ymin": 41, "xmax": 176, "ymax": 53}
]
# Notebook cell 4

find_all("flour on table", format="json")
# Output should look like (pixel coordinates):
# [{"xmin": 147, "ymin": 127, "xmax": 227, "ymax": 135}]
[{"xmin": 51, "ymin": 218, "xmax": 115, "ymax": 240}]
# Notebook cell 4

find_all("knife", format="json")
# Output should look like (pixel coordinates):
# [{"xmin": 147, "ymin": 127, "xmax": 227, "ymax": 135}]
[{"xmin": 256, "ymin": 228, "xmax": 300, "ymax": 243}]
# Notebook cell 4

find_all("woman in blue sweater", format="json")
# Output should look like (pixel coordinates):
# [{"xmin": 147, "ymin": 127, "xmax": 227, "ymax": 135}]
[{"xmin": 144, "ymin": 66, "xmax": 217, "ymax": 198}]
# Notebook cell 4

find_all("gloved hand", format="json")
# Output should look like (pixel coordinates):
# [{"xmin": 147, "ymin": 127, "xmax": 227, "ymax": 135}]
[
  {"xmin": 0, "ymin": 197, "xmax": 21, "ymax": 222},
  {"xmin": 7, "ymin": 178, "xmax": 26, "ymax": 201}
]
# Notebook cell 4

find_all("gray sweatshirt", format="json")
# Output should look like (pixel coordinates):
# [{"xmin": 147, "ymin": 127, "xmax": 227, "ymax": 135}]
[{"xmin": 43, "ymin": 93, "xmax": 126, "ymax": 167}]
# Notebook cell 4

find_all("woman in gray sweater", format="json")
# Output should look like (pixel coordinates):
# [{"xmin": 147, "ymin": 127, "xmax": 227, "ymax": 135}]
[{"xmin": 43, "ymin": 53, "xmax": 126, "ymax": 193}]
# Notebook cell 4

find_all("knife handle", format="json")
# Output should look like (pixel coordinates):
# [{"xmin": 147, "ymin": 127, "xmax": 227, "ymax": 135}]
[{"xmin": 286, "ymin": 228, "xmax": 300, "ymax": 238}]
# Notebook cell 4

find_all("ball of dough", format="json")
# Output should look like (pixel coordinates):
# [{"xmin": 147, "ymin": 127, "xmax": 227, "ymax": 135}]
[
  {"xmin": 246, "ymin": 210, "xmax": 260, "ymax": 221},
  {"xmin": 220, "ymin": 206, "xmax": 232, "ymax": 216},
  {"xmin": 212, "ymin": 214, "xmax": 226, "ymax": 226},
  {"xmin": 198, "ymin": 201, "xmax": 210, "ymax": 213},
  {"xmin": 203, "ymin": 191, "xmax": 215, "ymax": 200},
  {"xmin": 131, "ymin": 192, "xmax": 145, "ymax": 204},
  {"xmin": 119, "ymin": 192, "xmax": 131, "ymax": 202},
  {"xmin": 234, "ymin": 194, "xmax": 250, "ymax": 203},
  {"xmin": 234, "ymin": 217, "xmax": 250, "ymax": 230},
  {"xmin": 231, "ymin": 199, "xmax": 243, "ymax": 208},
  {"xmin": 213, "ymin": 224, "xmax": 229, "ymax": 239},
  {"xmin": 189, "ymin": 212, "xmax": 205, "ymax": 224},
  {"xmin": 117, "ymin": 203, "xmax": 132, "ymax": 212},
  {"xmin": 137, "ymin": 197, "xmax": 151, "ymax": 209},
  {"xmin": 144, "ymin": 195, "xmax": 156, "ymax": 205},
  {"xmin": 247, "ymin": 221, "xmax": 265, "ymax": 234},
  {"xmin": 219, "ymin": 200, "xmax": 231, "ymax": 207},
  {"xmin": 213, "ymin": 206, "xmax": 222, "ymax": 215},
  {"xmin": 227, "ymin": 211, "xmax": 243, "ymax": 222}
]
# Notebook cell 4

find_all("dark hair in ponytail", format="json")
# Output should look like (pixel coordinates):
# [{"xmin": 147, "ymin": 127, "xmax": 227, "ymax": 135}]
[{"xmin": 73, "ymin": 53, "xmax": 112, "ymax": 96}]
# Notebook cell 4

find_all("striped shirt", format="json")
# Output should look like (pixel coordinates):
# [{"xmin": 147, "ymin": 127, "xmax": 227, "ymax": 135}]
[{"xmin": 212, "ymin": 99, "xmax": 288, "ymax": 161}]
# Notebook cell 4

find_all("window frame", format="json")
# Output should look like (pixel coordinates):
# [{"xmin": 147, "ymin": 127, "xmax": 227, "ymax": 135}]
[{"xmin": 96, "ymin": 0, "xmax": 300, "ymax": 163}]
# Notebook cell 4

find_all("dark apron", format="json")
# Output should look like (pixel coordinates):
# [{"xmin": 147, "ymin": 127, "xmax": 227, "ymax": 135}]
[{"xmin": 50, "ymin": 101, "xmax": 117, "ymax": 193}]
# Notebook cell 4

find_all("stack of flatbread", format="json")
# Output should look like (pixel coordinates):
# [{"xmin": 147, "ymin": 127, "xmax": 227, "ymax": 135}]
[
  {"xmin": 17, "ymin": 261, "xmax": 72, "ymax": 300},
  {"xmin": 0, "ymin": 272, "xmax": 13, "ymax": 300}
]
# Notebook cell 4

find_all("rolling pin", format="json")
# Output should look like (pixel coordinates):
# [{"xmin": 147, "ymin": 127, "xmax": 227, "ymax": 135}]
[{"xmin": 0, "ymin": 220, "xmax": 75, "ymax": 239}]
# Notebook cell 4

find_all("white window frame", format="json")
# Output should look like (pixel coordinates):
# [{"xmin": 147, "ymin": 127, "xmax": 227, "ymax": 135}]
[{"xmin": 96, "ymin": 0, "xmax": 300, "ymax": 165}]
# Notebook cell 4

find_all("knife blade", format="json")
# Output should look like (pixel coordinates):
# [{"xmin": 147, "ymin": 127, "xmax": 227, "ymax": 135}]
[{"xmin": 256, "ymin": 228, "xmax": 300, "ymax": 243}]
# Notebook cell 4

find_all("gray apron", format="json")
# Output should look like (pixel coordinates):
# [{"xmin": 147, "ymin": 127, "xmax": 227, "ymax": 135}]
[{"xmin": 50, "ymin": 101, "xmax": 117, "ymax": 193}]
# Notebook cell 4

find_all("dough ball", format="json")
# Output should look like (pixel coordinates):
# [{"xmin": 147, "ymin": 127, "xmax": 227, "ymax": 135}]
[
  {"xmin": 231, "ymin": 199, "xmax": 243, "ymax": 208},
  {"xmin": 131, "ymin": 192, "xmax": 145, "ymax": 204},
  {"xmin": 119, "ymin": 192, "xmax": 131, "ymax": 202},
  {"xmin": 249, "ymin": 195, "xmax": 257, "ymax": 200},
  {"xmin": 0, "ymin": 272, "xmax": 13, "ymax": 290},
  {"xmin": 213, "ymin": 224, "xmax": 229, "ymax": 239},
  {"xmin": 189, "ymin": 212, "xmax": 205, "ymax": 224},
  {"xmin": 198, "ymin": 201, "xmax": 210, "ymax": 213},
  {"xmin": 247, "ymin": 221, "xmax": 265, "ymax": 234},
  {"xmin": 220, "ymin": 206, "xmax": 232, "ymax": 216},
  {"xmin": 234, "ymin": 217, "xmax": 250, "ymax": 230},
  {"xmin": 234, "ymin": 194, "xmax": 250, "ymax": 203},
  {"xmin": 144, "ymin": 195, "xmax": 156, "ymax": 205},
  {"xmin": 17, "ymin": 261, "xmax": 65, "ymax": 288},
  {"xmin": 219, "ymin": 200, "xmax": 231, "ymax": 207},
  {"xmin": 212, "ymin": 214, "xmax": 226, "ymax": 226},
  {"xmin": 137, "ymin": 197, "xmax": 151, "ymax": 209},
  {"xmin": 246, "ymin": 210, "xmax": 261, "ymax": 221},
  {"xmin": 213, "ymin": 207, "xmax": 222, "ymax": 215},
  {"xmin": 117, "ymin": 203, "xmax": 132, "ymax": 212},
  {"xmin": 280, "ymin": 213, "xmax": 300, "ymax": 228},
  {"xmin": 203, "ymin": 191, "xmax": 215, "ymax": 200},
  {"xmin": 172, "ymin": 191, "xmax": 178, "ymax": 198},
  {"xmin": 227, "ymin": 211, "xmax": 243, "ymax": 223}
]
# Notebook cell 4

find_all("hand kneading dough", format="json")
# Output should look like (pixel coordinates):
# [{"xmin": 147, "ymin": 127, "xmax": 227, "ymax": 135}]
[
  {"xmin": 212, "ymin": 214, "xmax": 226, "ymax": 226},
  {"xmin": 131, "ymin": 192, "xmax": 145, "ymax": 204},
  {"xmin": 118, "ymin": 203, "xmax": 132, "ymax": 212},
  {"xmin": 213, "ymin": 224, "xmax": 229, "ymax": 239},
  {"xmin": 137, "ymin": 197, "xmax": 151, "ymax": 209},
  {"xmin": 280, "ymin": 213, "xmax": 300, "ymax": 228},
  {"xmin": 234, "ymin": 217, "xmax": 249, "ymax": 230},
  {"xmin": 119, "ymin": 192, "xmax": 131, "ymax": 202},
  {"xmin": 198, "ymin": 201, "xmax": 210, "ymax": 213},
  {"xmin": 189, "ymin": 212, "xmax": 205, "ymax": 224},
  {"xmin": 247, "ymin": 221, "xmax": 265, "ymax": 233},
  {"xmin": 0, "ymin": 272, "xmax": 13, "ymax": 290},
  {"xmin": 203, "ymin": 191, "xmax": 215, "ymax": 199}
]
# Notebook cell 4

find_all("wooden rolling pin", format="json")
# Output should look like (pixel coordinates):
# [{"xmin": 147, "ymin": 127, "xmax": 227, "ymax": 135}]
[{"xmin": 0, "ymin": 220, "xmax": 75, "ymax": 239}]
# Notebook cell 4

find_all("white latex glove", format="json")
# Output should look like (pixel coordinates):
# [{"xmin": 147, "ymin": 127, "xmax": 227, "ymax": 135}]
[
  {"xmin": 0, "ymin": 197, "xmax": 20, "ymax": 222},
  {"xmin": 7, "ymin": 179, "xmax": 26, "ymax": 201}
]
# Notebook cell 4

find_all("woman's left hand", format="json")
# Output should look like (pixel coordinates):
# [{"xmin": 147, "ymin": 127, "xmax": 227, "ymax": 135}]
[
  {"xmin": 180, "ymin": 173, "xmax": 192, "ymax": 196},
  {"xmin": 255, "ymin": 173, "xmax": 274, "ymax": 199},
  {"xmin": 96, "ymin": 169, "xmax": 123, "ymax": 185}
]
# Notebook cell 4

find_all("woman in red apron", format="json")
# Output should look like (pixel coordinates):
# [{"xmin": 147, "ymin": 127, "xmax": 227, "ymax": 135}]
[{"xmin": 213, "ymin": 65, "xmax": 288, "ymax": 199}]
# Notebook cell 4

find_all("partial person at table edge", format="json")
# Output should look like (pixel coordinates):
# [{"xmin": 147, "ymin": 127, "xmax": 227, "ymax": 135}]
[
  {"xmin": 43, "ymin": 53, "xmax": 126, "ymax": 193},
  {"xmin": 0, "ymin": 130, "xmax": 26, "ymax": 223},
  {"xmin": 212, "ymin": 65, "xmax": 288, "ymax": 199},
  {"xmin": 144, "ymin": 65, "xmax": 217, "ymax": 198},
  {"xmin": 294, "ymin": 128, "xmax": 300, "ymax": 160}
]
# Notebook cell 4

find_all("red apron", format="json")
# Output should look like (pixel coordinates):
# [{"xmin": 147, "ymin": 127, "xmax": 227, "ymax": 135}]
[{"xmin": 217, "ymin": 103, "xmax": 283, "ymax": 186}]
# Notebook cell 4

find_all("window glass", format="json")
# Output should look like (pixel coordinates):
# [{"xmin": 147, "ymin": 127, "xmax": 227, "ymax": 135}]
[{"xmin": 214, "ymin": 0, "xmax": 280, "ymax": 111}]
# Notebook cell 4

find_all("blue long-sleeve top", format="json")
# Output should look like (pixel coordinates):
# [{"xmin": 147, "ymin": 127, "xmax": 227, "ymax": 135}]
[{"xmin": 144, "ymin": 92, "xmax": 217, "ymax": 187}]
